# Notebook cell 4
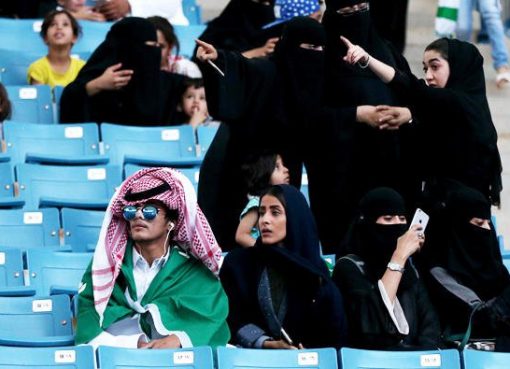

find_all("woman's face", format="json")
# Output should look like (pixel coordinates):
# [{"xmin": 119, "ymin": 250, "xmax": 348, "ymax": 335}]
[
  {"xmin": 469, "ymin": 217, "xmax": 491, "ymax": 230},
  {"xmin": 258, "ymin": 194, "xmax": 287, "ymax": 244},
  {"xmin": 375, "ymin": 215, "xmax": 407, "ymax": 225},
  {"xmin": 423, "ymin": 49, "xmax": 450, "ymax": 88}
]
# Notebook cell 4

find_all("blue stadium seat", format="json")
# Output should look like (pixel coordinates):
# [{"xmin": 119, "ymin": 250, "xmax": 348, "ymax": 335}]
[
  {"xmin": 338, "ymin": 348, "xmax": 460, "ymax": 369},
  {"xmin": 0, "ymin": 49, "xmax": 45, "ymax": 85},
  {"xmin": 300, "ymin": 171, "xmax": 310, "ymax": 204},
  {"xmin": 0, "ymin": 294, "xmax": 74, "ymax": 346},
  {"xmin": 463, "ymin": 348, "xmax": 510, "ymax": 369},
  {"xmin": 73, "ymin": 20, "xmax": 112, "ymax": 53},
  {"xmin": 101, "ymin": 123, "xmax": 201, "ymax": 168},
  {"xmin": 0, "ymin": 18, "xmax": 47, "ymax": 53},
  {"xmin": 174, "ymin": 25, "xmax": 207, "ymax": 58},
  {"xmin": 0, "ymin": 247, "xmax": 26, "ymax": 295},
  {"xmin": 16, "ymin": 163, "xmax": 121, "ymax": 209},
  {"xmin": 0, "ymin": 17, "xmax": 111, "ymax": 54},
  {"xmin": 98, "ymin": 345, "xmax": 214, "ymax": 369},
  {"xmin": 0, "ymin": 161, "xmax": 24, "ymax": 208},
  {"xmin": 0, "ymin": 345, "xmax": 95, "ymax": 368},
  {"xmin": 26, "ymin": 249, "xmax": 92, "ymax": 296},
  {"xmin": 196, "ymin": 125, "xmax": 218, "ymax": 158},
  {"xmin": 5, "ymin": 85, "xmax": 54, "ymax": 124},
  {"xmin": 61, "ymin": 207, "xmax": 104, "ymax": 252},
  {"xmin": 0, "ymin": 208, "xmax": 60, "ymax": 248},
  {"xmin": 3, "ymin": 121, "xmax": 106, "ymax": 166},
  {"xmin": 183, "ymin": 0, "xmax": 203, "ymax": 25},
  {"xmin": 217, "ymin": 347, "xmax": 338, "ymax": 369}
]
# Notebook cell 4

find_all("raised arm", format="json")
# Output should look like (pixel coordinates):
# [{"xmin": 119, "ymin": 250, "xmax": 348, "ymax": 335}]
[{"xmin": 341, "ymin": 35, "xmax": 396, "ymax": 83}]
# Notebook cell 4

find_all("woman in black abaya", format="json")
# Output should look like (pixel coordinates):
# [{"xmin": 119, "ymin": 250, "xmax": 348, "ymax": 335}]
[
  {"xmin": 60, "ymin": 17, "xmax": 184, "ymax": 125},
  {"xmin": 195, "ymin": 17, "xmax": 327, "ymax": 251},
  {"xmin": 194, "ymin": 0, "xmax": 279, "ymax": 59},
  {"xmin": 312, "ymin": 0, "xmax": 415, "ymax": 254},
  {"xmin": 341, "ymin": 36, "xmax": 502, "ymax": 207},
  {"xmin": 424, "ymin": 186, "xmax": 510, "ymax": 351},
  {"xmin": 220, "ymin": 185, "xmax": 347, "ymax": 349},
  {"xmin": 332, "ymin": 187, "xmax": 441, "ymax": 350}
]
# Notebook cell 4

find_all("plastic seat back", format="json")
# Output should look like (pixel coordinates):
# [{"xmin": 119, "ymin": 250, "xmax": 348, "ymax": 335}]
[
  {"xmin": 174, "ymin": 25, "xmax": 207, "ymax": 58},
  {"xmin": 101, "ymin": 123, "xmax": 198, "ymax": 167},
  {"xmin": 0, "ymin": 18, "xmax": 47, "ymax": 53},
  {"xmin": 196, "ymin": 125, "xmax": 218, "ymax": 158},
  {"xmin": 61, "ymin": 207, "xmax": 104, "ymax": 252},
  {"xmin": 0, "ymin": 345, "xmax": 95, "ymax": 368},
  {"xmin": 0, "ymin": 208, "xmax": 60, "ymax": 248},
  {"xmin": 217, "ymin": 347, "xmax": 338, "ymax": 369},
  {"xmin": 5, "ymin": 85, "xmax": 54, "ymax": 124},
  {"xmin": 16, "ymin": 163, "xmax": 121, "ymax": 210},
  {"xmin": 98, "ymin": 345, "xmax": 214, "ymax": 369},
  {"xmin": 338, "ymin": 348, "xmax": 461, "ymax": 369},
  {"xmin": 3, "ymin": 121, "xmax": 101, "ymax": 166},
  {"xmin": 26, "ymin": 249, "xmax": 92, "ymax": 296},
  {"xmin": 463, "ymin": 348, "xmax": 510, "ymax": 369},
  {"xmin": 0, "ymin": 247, "xmax": 24, "ymax": 288},
  {"xmin": 0, "ymin": 294, "xmax": 72, "ymax": 342}
]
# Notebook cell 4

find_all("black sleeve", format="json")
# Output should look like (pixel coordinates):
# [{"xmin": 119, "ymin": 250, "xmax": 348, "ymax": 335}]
[
  {"xmin": 219, "ymin": 251, "xmax": 269, "ymax": 347},
  {"xmin": 308, "ymin": 280, "xmax": 348, "ymax": 349},
  {"xmin": 415, "ymin": 280, "xmax": 443, "ymax": 348},
  {"xmin": 59, "ymin": 80, "xmax": 93, "ymax": 123},
  {"xmin": 332, "ymin": 258, "xmax": 405, "ymax": 349},
  {"xmin": 201, "ymin": 50, "xmax": 275, "ymax": 122}
]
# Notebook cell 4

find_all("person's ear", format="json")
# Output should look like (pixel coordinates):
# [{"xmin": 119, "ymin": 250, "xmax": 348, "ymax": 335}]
[{"xmin": 168, "ymin": 222, "xmax": 175, "ymax": 231}]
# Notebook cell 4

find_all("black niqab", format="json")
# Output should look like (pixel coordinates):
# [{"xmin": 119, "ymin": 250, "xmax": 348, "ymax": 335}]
[
  {"xmin": 341, "ymin": 187, "xmax": 417, "ymax": 289},
  {"xmin": 195, "ymin": 0, "xmax": 275, "ymax": 53},
  {"xmin": 60, "ymin": 17, "xmax": 183, "ymax": 125},
  {"xmin": 441, "ymin": 186, "xmax": 510, "ymax": 300}
]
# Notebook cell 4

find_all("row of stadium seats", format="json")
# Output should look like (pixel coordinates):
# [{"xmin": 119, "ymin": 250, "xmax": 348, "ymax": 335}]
[
  {"xmin": 0, "ymin": 248, "xmax": 91, "ymax": 297},
  {"xmin": 0, "ymin": 343, "xmax": 506, "ymax": 368},
  {"xmin": 1, "ymin": 121, "xmax": 215, "ymax": 166}
]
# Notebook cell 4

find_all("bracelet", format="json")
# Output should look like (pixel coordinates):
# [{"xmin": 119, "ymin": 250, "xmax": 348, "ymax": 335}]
[{"xmin": 358, "ymin": 56, "xmax": 370, "ymax": 69}]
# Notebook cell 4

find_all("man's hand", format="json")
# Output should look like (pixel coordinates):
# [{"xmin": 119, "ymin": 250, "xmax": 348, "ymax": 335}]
[
  {"xmin": 143, "ymin": 334, "xmax": 182, "ymax": 349},
  {"xmin": 97, "ymin": 0, "xmax": 131, "ymax": 20},
  {"xmin": 71, "ymin": 6, "xmax": 106, "ymax": 21},
  {"xmin": 195, "ymin": 39, "xmax": 218, "ymax": 62},
  {"xmin": 242, "ymin": 37, "xmax": 279, "ymax": 59}
]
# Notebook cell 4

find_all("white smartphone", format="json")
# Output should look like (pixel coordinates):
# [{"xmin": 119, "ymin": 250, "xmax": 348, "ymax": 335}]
[{"xmin": 409, "ymin": 208, "xmax": 429, "ymax": 232}]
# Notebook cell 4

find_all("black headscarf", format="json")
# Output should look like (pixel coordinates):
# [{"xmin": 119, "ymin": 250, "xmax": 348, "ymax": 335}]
[
  {"xmin": 322, "ymin": 0, "xmax": 396, "ymax": 82},
  {"xmin": 340, "ymin": 187, "xmax": 418, "ymax": 289},
  {"xmin": 60, "ymin": 17, "xmax": 183, "ymax": 125},
  {"xmin": 417, "ymin": 39, "xmax": 502, "ymax": 205},
  {"xmin": 255, "ymin": 184, "xmax": 330, "ymax": 278},
  {"xmin": 196, "ymin": 0, "xmax": 275, "ymax": 53},
  {"xmin": 439, "ymin": 186, "xmax": 510, "ymax": 300},
  {"xmin": 273, "ymin": 17, "xmax": 326, "ymax": 124}
]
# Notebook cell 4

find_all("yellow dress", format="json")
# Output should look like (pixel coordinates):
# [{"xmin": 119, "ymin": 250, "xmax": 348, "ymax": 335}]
[{"xmin": 27, "ymin": 56, "xmax": 86, "ymax": 88}]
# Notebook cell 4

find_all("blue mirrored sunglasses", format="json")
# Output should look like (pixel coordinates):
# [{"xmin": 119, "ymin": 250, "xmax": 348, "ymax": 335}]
[{"xmin": 122, "ymin": 205, "xmax": 160, "ymax": 221}]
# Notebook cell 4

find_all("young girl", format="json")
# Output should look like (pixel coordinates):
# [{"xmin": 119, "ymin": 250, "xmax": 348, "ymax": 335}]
[
  {"xmin": 177, "ymin": 78, "xmax": 218, "ymax": 129},
  {"xmin": 28, "ymin": 9, "xmax": 85, "ymax": 88},
  {"xmin": 235, "ymin": 152, "xmax": 290, "ymax": 247}
]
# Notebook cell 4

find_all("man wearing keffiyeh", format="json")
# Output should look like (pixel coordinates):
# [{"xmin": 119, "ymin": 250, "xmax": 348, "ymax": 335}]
[{"xmin": 75, "ymin": 167, "xmax": 230, "ymax": 349}]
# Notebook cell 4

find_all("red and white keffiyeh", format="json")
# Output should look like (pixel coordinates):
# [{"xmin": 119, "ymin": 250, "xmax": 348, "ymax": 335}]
[{"xmin": 91, "ymin": 167, "xmax": 222, "ymax": 325}]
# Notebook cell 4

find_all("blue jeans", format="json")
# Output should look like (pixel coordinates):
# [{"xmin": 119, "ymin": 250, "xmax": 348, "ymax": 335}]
[{"xmin": 457, "ymin": 0, "xmax": 509, "ymax": 69}]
